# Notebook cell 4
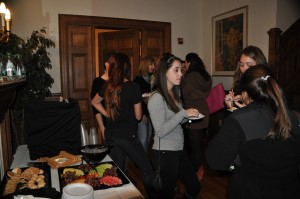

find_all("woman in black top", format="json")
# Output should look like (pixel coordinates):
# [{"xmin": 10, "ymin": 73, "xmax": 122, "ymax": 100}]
[
  {"xmin": 90, "ymin": 52, "xmax": 115, "ymax": 140},
  {"xmin": 91, "ymin": 53, "xmax": 154, "ymax": 194}
]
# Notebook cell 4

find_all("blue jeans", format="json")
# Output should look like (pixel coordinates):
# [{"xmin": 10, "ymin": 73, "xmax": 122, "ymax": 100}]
[{"xmin": 137, "ymin": 115, "xmax": 153, "ymax": 152}]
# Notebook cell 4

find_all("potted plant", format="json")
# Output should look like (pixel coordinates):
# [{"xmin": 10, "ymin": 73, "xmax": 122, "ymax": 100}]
[
  {"xmin": 12, "ymin": 27, "xmax": 55, "ymax": 111},
  {"xmin": 5, "ymin": 27, "xmax": 56, "ymax": 149}
]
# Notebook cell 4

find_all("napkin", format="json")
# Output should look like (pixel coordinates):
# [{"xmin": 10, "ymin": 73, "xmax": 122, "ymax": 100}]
[
  {"xmin": 37, "ymin": 151, "xmax": 81, "ymax": 169},
  {"xmin": 14, "ymin": 196, "xmax": 50, "ymax": 199}
]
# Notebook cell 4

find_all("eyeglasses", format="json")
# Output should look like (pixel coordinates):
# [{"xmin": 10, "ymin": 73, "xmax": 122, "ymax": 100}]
[{"xmin": 238, "ymin": 61, "xmax": 255, "ymax": 67}]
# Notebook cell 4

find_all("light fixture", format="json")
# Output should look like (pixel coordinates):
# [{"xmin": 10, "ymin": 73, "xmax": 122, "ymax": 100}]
[{"xmin": 0, "ymin": 2, "xmax": 11, "ymax": 36}]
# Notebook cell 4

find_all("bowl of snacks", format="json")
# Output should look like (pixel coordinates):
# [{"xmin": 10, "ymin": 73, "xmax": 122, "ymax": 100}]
[{"xmin": 81, "ymin": 145, "xmax": 109, "ymax": 164}]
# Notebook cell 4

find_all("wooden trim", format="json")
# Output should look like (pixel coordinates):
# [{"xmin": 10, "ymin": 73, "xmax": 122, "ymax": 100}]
[
  {"xmin": 267, "ymin": 28, "xmax": 282, "ymax": 79},
  {"xmin": 0, "ymin": 80, "xmax": 26, "ymax": 173},
  {"xmin": 1, "ymin": 112, "xmax": 13, "ymax": 172}
]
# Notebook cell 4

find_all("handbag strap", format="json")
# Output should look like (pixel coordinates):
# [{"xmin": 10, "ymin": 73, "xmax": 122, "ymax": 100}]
[{"xmin": 158, "ymin": 136, "xmax": 160, "ymax": 168}]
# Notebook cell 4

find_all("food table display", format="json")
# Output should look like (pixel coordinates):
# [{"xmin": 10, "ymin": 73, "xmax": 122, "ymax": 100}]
[{"xmin": 1, "ymin": 145, "xmax": 144, "ymax": 199}]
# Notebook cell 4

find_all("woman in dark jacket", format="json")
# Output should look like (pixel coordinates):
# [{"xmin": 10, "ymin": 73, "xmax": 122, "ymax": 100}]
[{"xmin": 180, "ymin": 53, "xmax": 212, "ymax": 180}]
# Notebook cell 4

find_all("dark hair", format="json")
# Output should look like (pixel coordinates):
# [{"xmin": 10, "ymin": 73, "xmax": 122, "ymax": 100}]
[
  {"xmin": 240, "ymin": 64, "xmax": 291, "ymax": 140},
  {"xmin": 232, "ymin": 46, "xmax": 267, "ymax": 92},
  {"xmin": 103, "ymin": 51, "xmax": 116, "ymax": 70},
  {"xmin": 185, "ymin": 52, "xmax": 211, "ymax": 81},
  {"xmin": 105, "ymin": 52, "xmax": 131, "ymax": 120},
  {"xmin": 153, "ymin": 54, "xmax": 182, "ymax": 113}
]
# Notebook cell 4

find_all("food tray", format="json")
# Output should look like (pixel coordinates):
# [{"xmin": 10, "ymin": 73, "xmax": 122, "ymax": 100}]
[
  {"xmin": 58, "ymin": 161, "xmax": 129, "ymax": 191},
  {"xmin": 0, "ymin": 163, "xmax": 52, "ymax": 199}
]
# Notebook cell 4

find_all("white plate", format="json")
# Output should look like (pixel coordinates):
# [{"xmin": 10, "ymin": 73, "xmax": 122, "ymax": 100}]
[
  {"xmin": 62, "ymin": 183, "xmax": 94, "ymax": 199},
  {"xmin": 142, "ymin": 93, "xmax": 150, "ymax": 98},
  {"xmin": 189, "ymin": 113, "xmax": 205, "ymax": 120}
]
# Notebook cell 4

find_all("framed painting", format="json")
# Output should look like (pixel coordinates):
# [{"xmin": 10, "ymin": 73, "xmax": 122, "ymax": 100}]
[{"xmin": 212, "ymin": 6, "xmax": 248, "ymax": 76}]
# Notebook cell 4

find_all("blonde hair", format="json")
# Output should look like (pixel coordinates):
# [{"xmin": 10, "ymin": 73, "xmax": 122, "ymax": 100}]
[{"xmin": 138, "ymin": 56, "xmax": 155, "ymax": 76}]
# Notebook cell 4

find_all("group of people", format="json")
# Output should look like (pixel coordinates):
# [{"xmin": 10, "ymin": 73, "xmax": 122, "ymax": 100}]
[
  {"xmin": 90, "ymin": 51, "xmax": 209, "ymax": 198},
  {"xmin": 90, "ymin": 45, "xmax": 300, "ymax": 199}
]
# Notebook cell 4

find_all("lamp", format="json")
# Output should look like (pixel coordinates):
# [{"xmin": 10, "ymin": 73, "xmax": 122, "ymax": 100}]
[{"xmin": 0, "ymin": 2, "xmax": 11, "ymax": 34}]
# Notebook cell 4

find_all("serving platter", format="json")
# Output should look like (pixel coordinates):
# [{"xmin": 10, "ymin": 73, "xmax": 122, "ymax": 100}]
[
  {"xmin": 57, "ymin": 161, "xmax": 129, "ymax": 192},
  {"xmin": 0, "ymin": 164, "xmax": 52, "ymax": 199}
]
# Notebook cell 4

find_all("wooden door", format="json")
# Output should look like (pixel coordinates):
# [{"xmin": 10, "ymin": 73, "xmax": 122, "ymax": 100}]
[
  {"xmin": 98, "ymin": 29, "xmax": 140, "ymax": 80},
  {"xmin": 141, "ymin": 29, "xmax": 164, "ymax": 62},
  {"xmin": 59, "ymin": 15, "xmax": 171, "ymax": 127},
  {"xmin": 98, "ymin": 29, "xmax": 164, "ymax": 80},
  {"xmin": 60, "ymin": 25, "xmax": 94, "ymax": 126}
]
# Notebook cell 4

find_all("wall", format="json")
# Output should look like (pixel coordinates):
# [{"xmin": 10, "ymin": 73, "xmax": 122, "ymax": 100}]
[
  {"xmin": 5, "ymin": 0, "xmax": 203, "ymax": 93},
  {"xmin": 202, "ymin": 0, "xmax": 300, "ymax": 89},
  {"xmin": 3, "ymin": 0, "xmax": 300, "ymax": 92},
  {"xmin": 277, "ymin": 0, "xmax": 300, "ymax": 32}
]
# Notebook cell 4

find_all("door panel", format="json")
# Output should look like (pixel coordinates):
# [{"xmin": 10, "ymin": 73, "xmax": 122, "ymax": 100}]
[
  {"xmin": 141, "ymin": 29, "xmax": 164, "ymax": 60},
  {"xmin": 65, "ymin": 25, "xmax": 93, "ymax": 125},
  {"xmin": 99, "ymin": 30, "xmax": 140, "ymax": 80}
]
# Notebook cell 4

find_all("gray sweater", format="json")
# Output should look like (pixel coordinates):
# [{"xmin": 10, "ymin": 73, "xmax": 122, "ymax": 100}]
[{"xmin": 148, "ymin": 92, "xmax": 188, "ymax": 151}]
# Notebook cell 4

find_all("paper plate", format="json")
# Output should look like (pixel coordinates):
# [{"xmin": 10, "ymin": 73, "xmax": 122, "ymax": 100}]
[{"xmin": 188, "ymin": 113, "xmax": 205, "ymax": 120}]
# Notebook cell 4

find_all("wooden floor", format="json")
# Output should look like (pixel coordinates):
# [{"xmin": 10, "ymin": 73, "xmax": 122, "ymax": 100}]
[{"xmin": 127, "ymin": 161, "xmax": 231, "ymax": 199}]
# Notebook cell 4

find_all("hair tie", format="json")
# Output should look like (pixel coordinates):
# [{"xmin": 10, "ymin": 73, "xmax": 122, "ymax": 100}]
[{"xmin": 261, "ymin": 75, "xmax": 270, "ymax": 81}]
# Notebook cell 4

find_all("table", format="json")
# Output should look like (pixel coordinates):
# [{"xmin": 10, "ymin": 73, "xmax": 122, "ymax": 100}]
[{"xmin": 10, "ymin": 145, "xmax": 144, "ymax": 199}]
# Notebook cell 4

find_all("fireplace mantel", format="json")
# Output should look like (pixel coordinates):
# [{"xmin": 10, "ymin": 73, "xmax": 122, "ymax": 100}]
[{"xmin": 0, "ymin": 79, "xmax": 26, "ymax": 176}]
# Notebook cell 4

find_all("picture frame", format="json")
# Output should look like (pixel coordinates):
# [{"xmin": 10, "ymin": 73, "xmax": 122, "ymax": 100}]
[{"xmin": 212, "ymin": 6, "xmax": 248, "ymax": 76}]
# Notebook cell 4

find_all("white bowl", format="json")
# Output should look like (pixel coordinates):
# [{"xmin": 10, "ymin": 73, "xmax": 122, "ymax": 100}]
[{"xmin": 62, "ymin": 183, "xmax": 94, "ymax": 199}]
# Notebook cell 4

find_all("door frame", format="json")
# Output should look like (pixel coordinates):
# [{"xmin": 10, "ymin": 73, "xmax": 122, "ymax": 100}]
[{"xmin": 59, "ymin": 14, "xmax": 171, "ymax": 98}]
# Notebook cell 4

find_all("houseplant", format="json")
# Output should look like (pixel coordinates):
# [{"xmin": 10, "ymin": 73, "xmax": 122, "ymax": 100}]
[
  {"xmin": 11, "ymin": 27, "xmax": 55, "ymax": 111},
  {"xmin": 1, "ymin": 27, "xmax": 56, "ymax": 149}
]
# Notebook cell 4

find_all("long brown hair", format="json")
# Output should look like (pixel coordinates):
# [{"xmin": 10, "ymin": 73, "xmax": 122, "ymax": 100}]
[
  {"xmin": 240, "ymin": 64, "xmax": 291, "ymax": 140},
  {"xmin": 232, "ymin": 45, "xmax": 267, "ymax": 92},
  {"xmin": 104, "ymin": 53, "xmax": 131, "ymax": 120},
  {"xmin": 152, "ymin": 54, "xmax": 182, "ymax": 113},
  {"xmin": 138, "ymin": 56, "xmax": 155, "ymax": 76}
]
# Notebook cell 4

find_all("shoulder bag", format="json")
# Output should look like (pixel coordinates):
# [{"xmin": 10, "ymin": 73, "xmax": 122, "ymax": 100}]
[{"xmin": 206, "ymin": 83, "xmax": 226, "ymax": 114}]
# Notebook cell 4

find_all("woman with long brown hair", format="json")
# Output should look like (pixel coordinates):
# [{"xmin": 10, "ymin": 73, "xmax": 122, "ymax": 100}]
[
  {"xmin": 225, "ymin": 45, "xmax": 268, "ymax": 109},
  {"xmin": 148, "ymin": 54, "xmax": 201, "ymax": 199},
  {"xmin": 91, "ymin": 52, "xmax": 154, "ymax": 193}
]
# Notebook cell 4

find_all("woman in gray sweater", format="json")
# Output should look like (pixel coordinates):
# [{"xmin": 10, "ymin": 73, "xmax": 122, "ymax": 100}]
[{"xmin": 148, "ymin": 54, "xmax": 201, "ymax": 199}]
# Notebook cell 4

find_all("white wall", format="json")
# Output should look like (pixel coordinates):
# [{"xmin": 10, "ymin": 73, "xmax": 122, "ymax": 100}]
[
  {"xmin": 202, "ymin": 0, "xmax": 300, "ymax": 89},
  {"xmin": 202, "ymin": 0, "xmax": 277, "ymax": 89},
  {"xmin": 4, "ymin": 0, "xmax": 300, "ymax": 92},
  {"xmin": 6, "ymin": 0, "xmax": 203, "ymax": 93},
  {"xmin": 277, "ymin": 0, "xmax": 300, "ymax": 32}
]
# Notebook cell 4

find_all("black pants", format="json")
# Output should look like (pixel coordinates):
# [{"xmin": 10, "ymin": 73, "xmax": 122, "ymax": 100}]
[
  {"xmin": 107, "ymin": 136, "xmax": 153, "ymax": 180},
  {"xmin": 151, "ymin": 149, "xmax": 201, "ymax": 199},
  {"xmin": 185, "ymin": 128, "xmax": 206, "ymax": 171}
]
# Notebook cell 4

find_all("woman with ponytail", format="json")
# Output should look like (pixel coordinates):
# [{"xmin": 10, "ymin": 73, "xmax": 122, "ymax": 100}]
[
  {"xmin": 92, "ymin": 53, "xmax": 154, "ymax": 195},
  {"xmin": 206, "ymin": 64, "xmax": 300, "ymax": 199}
]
